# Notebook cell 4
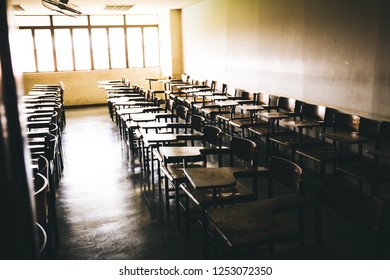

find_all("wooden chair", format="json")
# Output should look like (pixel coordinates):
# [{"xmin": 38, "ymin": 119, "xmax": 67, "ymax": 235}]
[
  {"xmin": 296, "ymin": 112, "xmax": 379, "ymax": 178},
  {"xmin": 177, "ymin": 137, "xmax": 268, "ymax": 257},
  {"xmin": 220, "ymin": 92, "xmax": 268, "ymax": 137},
  {"xmin": 274, "ymin": 177, "xmax": 384, "ymax": 259},
  {"xmin": 206, "ymin": 156, "xmax": 315, "ymax": 259},
  {"xmin": 268, "ymin": 103, "xmax": 330, "ymax": 161},
  {"xmin": 159, "ymin": 125, "xmax": 226, "ymax": 214},
  {"xmin": 336, "ymin": 120, "xmax": 390, "ymax": 194}
]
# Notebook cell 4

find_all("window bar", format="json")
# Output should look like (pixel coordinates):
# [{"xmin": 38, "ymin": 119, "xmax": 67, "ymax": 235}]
[
  {"xmin": 123, "ymin": 15, "xmax": 129, "ymax": 69},
  {"xmin": 106, "ymin": 27, "xmax": 111, "ymax": 69},
  {"xmin": 141, "ymin": 27, "xmax": 145, "ymax": 68},
  {"xmin": 87, "ymin": 15, "xmax": 94, "ymax": 70},
  {"xmin": 70, "ymin": 28, "xmax": 76, "ymax": 71},
  {"xmin": 50, "ymin": 16, "xmax": 58, "ymax": 72},
  {"xmin": 31, "ymin": 29, "xmax": 38, "ymax": 73}
]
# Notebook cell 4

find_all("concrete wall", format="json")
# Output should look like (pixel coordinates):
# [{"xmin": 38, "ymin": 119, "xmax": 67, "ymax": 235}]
[
  {"xmin": 22, "ymin": 68, "xmax": 163, "ymax": 106},
  {"xmin": 182, "ymin": 0, "xmax": 390, "ymax": 120}
]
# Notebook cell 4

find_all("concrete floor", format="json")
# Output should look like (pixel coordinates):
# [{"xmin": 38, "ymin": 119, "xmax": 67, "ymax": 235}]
[
  {"xmin": 55, "ymin": 106, "xmax": 203, "ymax": 259},
  {"xmin": 54, "ymin": 105, "xmax": 389, "ymax": 260}
]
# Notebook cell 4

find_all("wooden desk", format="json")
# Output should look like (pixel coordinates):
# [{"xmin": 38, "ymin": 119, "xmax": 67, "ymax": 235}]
[
  {"xmin": 236, "ymin": 104, "xmax": 264, "ymax": 124},
  {"xmin": 321, "ymin": 132, "xmax": 370, "ymax": 159},
  {"xmin": 258, "ymin": 112, "xmax": 289, "ymax": 134},
  {"xmin": 184, "ymin": 167, "xmax": 247, "ymax": 207},
  {"xmin": 367, "ymin": 150, "xmax": 390, "ymax": 159},
  {"xmin": 159, "ymin": 146, "xmax": 204, "ymax": 163}
]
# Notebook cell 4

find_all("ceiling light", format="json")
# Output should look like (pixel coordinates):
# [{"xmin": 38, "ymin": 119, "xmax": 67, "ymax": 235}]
[{"xmin": 104, "ymin": 4, "xmax": 134, "ymax": 12}]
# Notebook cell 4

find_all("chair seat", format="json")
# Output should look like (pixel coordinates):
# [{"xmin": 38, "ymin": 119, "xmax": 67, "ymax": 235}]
[
  {"xmin": 229, "ymin": 118, "xmax": 268, "ymax": 128},
  {"xmin": 180, "ymin": 181, "xmax": 255, "ymax": 208},
  {"xmin": 269, "ymin": 133, "xmax": 324, "ymax": 148},
  {"xmin": 249, "ymin": 125, "xmax": 292, "ymax": 137},
  {"xmin": 207, "ymin": 197, "xmax": 311, "ymax": 248},
  {"xmin": 272, "ymin": 242, "xmax": 338, "ymax": 260},
  {"xmin": 336, "ymin": 160, "xmax": 390, "ymax": 184},
  {"xmin": 295, "ymin": 145, "xmax": 354, "ymax": 163},
  {"xmin": 162, "ymin": 163, "xmax": 204, "ymax": 182}
]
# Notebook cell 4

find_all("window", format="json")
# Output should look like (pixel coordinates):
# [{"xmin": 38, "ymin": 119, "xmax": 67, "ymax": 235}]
[
  {"xmin": 91, "ymin": 28, "xmax": 109, "ymax": 70},
  {"xmin": 34, "ymin": 29, "xmax": 55, "ymax": 72},
  {"xmin": 54, "ymin": 29, "xmax": 73, "ymax": 71},
  {"xmin": 109, "ymin": 28, "xmax": 126, "ymax": 69},
  {"xmin": 16, "ymin": 15, "xmax": 160, "ymax": 73},
  {"xmin": 127, "ymin": 28, "xmax": 143, "ymax": 67},
  {"xmin": 73, "ymin": 29, "xmax": 91, "ymax": 71},
  {"xmin": 143, "ymin": 27, "xmax": 159, "ymax": 67}
]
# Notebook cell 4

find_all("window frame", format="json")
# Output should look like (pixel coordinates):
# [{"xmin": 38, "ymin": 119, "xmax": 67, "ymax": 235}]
[{"xmin": 17, "ymin": 15, "xmax": 160, "ymax": 73}]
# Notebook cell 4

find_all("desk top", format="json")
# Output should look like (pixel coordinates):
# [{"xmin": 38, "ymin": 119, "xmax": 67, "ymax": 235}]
[
  {"xmin": 258, "ymin": 112, "xmax": 289, "ymax": 119},
  {"xmin": 321, "ymin": 132, "xmax": 370, "ymax": 144},
  {"xmin": 236, "ymin": 105, "xmax": 264, "ymax": 111},
  {"xmin": 184, "ymin": 167, "xmax": 247, "ymax": 190},
  {"xmin": 142, "ymin": 133, "xmax": 180, "ymax": 144},
  {"xmin": 215, "ymin": 100, "xmax": 239, "ymax": 107},
  {"xmin": 367, "ymin": 150, "xmax": 390, "ymax": 159},
  {"xmin": 130, "ymin": 113, "xmax": 157, "ymax": 122},
  {"xmin": 159, "ymin": 146, "xmax": 204, "ymax": 159},
  {"xmin": 281, "ymin": 120, "xmax": 321, "ymax": 129}
]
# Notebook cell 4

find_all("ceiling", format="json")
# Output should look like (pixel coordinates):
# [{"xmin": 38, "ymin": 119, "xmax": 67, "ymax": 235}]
[{"xmin": 10, "ymin": 0, "xmax": 204, "ymax": 15}]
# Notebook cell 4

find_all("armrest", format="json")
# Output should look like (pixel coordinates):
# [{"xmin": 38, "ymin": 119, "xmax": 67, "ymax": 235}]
[
  {"xmin": 199, "ymin": 146, "xmax": 230, "ymax": 155},
  {"xmin": 267, "ymin": 194, "xmax": 318, "ymax": 213},
  {"xmin": 176, "ymin": 133, "xmax": 204, "ymax": 141},
  {"xmin": 233, "ymin": 166, "xmax": 269, "ymax": 178}
]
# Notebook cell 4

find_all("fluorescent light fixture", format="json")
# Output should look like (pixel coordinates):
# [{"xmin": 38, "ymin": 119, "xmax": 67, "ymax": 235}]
[{"xmin": 41, "ymin": 0, "xmax": 82, "ymax": 15}]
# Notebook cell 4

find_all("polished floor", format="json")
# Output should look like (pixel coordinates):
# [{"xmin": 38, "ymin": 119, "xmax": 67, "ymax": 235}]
[
  {"xmin": 54, "ymin": 105, "xmax": 389, "ymax": 260},
  {"xmin": 55, "ymin": 106, "xmax": 203, "ymax": 259}
]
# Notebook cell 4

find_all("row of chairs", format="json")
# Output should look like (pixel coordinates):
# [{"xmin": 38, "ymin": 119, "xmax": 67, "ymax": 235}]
[
  {"xmin": 22, "ymin": 82, "xmax": 66, "ymax": 258},
  {"xmin": 105, "ymin": 75, "xmax": 389, "ymax": 259}
]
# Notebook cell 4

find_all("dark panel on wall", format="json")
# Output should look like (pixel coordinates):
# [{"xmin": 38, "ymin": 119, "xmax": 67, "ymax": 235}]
[
  {"xmin": 302, "ymin": 0, "xmax": 381, "ymax": 111},
  {"xmin": 0, "ymin": 0, "xmax": 38, "ymax": 259},
  {"xmin": 372, "ymin": 0, "xmax": 390, "ymax": 118}
]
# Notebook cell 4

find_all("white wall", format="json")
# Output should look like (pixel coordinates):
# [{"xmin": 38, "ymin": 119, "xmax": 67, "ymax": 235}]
[
  {"xmin": 182, "ymin": 0, "xmax": 390, "ymax": 120},
  {"xmin": 23, "ymin": 68, "xmax": 162, "ymax": 106}
]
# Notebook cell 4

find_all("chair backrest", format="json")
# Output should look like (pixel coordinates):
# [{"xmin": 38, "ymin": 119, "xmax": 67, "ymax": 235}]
[
  {"xmin": 301, "ymin": 103, "xmax": 326, "ymax": 121},
  {"xmin": 229, "ymin": 136, "xmax": 258, "ymax": 168},
  {"xmin": 377, "ymin": 121, "xmax": 390, "ymax": 150},
  {"xmin": 210, "ymin": 80, "xmax": 216, "ymax": 92},
  {"xmin": 202, "ymin": 125, "xmax": 222, "ymax": 147},
  {"xmin": 257, "ymin": 92, "xmax": 270, "ymax": 106},
  {"xmin": 334, "ymin": 113, "xmax": 360, "ymax": 132},
  {"xmin": 269, "ymin": 95, "xmax": 279, "ymax": 107},
  {"xmin": 241, "ymin": 91, "xmax": 250, "ymax": 100},
  {"xmin": 181, "ymin": 73, "xmax": 190, "ymax": 83},
  {"xmin": 176, "ymin": 105, "xmax": 189, "ymax": 123},
  {"xmin": 190, "ymin": 115, "xmax": 205, "ymax": 134},
  {"xmin": 165, "ymin": 98, "xmax": 176, "ymax": 114},
  {"xmin": 318, "ymin": 177, "xmax": 384, "ymax": 258},
  {"xmin": 34, "ymin": 173, "xmax": 48, "ymax": 227},
  {"xmin": 269, "ymin": 156, "xmax": 302, "ymax": 193},
  {"xmin": 324, "ymin": 107, "xmax": 339, "ymax": 124},
  {"xmin": 277, "ymin": 96, "xmax": 296, "ymax": 113},
  {"xmin": 358, "ymin": 117, "xmax": 381, "ymax": 137}
]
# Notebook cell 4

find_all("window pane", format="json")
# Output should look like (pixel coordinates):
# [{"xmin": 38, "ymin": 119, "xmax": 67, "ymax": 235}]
[
  {"xmin": 126, "ymin": 15, "xmax": 158, "ymax": 25},
  {"xmin": 54, "ymin": 29, "xmax": 73, "ymax": 71},
  {"xmin": 53, "ymin": 15, "xmax": 88, "ymax": 26},
  {"xmin": 73, "ymin": 29, "xmax": 91, "ymax": 70},
  {"xmin": 109, "ymin": 28, "xmax": 126, "ymax": 69},
  {"xmin": 35, "ymin": 29, "xmax": 54, "ymax": 72},
  {"xmin": 14, "ymin": 16, "xmax": 50, "ymax": 27},
  {"xmin": 143, "ymin": 27, "xmax": 159, "ymax": 67},
  {"xmin": 13, "ymin": 29, "xmax": 36, "ymax": 72},
  {"xmin": 91, "ymin": 28, "xmax": 109, "ymax": 70},
  {"xmin": 127, "ymin": 28, "xmax": 143, "ymax": 67},
  {"xmin": 90, "ymin": 15, "xmax": 124, "ymax": 26}
]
